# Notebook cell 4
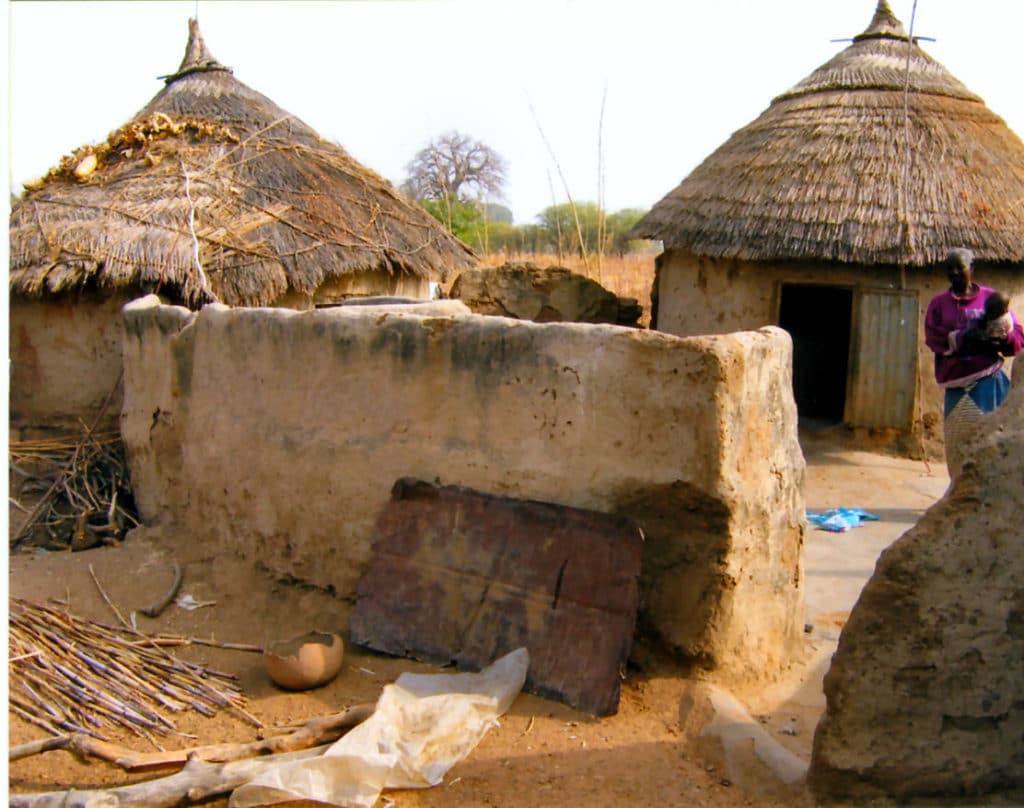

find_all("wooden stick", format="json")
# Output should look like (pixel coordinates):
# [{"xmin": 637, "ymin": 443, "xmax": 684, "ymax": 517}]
[
  {"xmin": 9, "ymin": 700, "xmax": 63, "ymax": 736},
  {"xmin": 9, "ymin": 702, "xmax": 373, "ymax": 773},
  {"xmin": 88, "ymin": 564, "xmax": 132, "ymax": 629},
  {"xmin": 134, "ymin": 636, "xmax": 265, "ymax": 653},
  {"xmin": 9, "ymin": 598, "xmax": 254, "ymax": 736}
]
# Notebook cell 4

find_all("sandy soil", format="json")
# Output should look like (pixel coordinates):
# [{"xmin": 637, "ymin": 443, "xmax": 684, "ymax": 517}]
[{"xmin": 5, "ymin": 433, "xmax": 978, "ymax": 806}]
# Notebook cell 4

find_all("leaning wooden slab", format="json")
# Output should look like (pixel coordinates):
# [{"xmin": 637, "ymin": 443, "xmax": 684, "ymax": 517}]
[{"xmin": 350, "ymin": 478, "xmax": 643, "ymax": 716}]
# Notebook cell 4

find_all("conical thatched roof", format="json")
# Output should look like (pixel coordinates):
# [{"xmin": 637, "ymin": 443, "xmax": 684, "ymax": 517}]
[
  {"xmin": 633, "ymin": 0, "xmax": 1024, "ymax": 266},
  {"xmin": 10, "ymin": 19, "xmax": 476, "ymax": 306}
]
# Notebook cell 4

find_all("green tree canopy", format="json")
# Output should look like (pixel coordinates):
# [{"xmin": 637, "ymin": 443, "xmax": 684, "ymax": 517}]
[
  {"xmin": 421, "ymin": 198, "xmax": 485, "ymax": 248},
  {"xmin": 536, "ymin": 203, "xmax": 651, "ymax": 256},
  {"xmin": 605, "ymin": 208, "xmax": 649, "ymax": 254},
  {"xmin": 536, "ymin": 201, "xmax": 604, "ymax": 255}
]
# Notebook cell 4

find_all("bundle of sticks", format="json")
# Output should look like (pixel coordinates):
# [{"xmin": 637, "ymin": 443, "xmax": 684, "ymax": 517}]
[
  {"xmin": 9, "ymin": 428, "xmax": 140, "ymax": 550},
  {"xmin": 9, "ymin": 598, "xmax": 257, "ymax": 747}
]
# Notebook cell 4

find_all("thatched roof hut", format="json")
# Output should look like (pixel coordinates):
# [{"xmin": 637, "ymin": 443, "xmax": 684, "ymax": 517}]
[
  {"xmin": 10, "ymin": 18, "xmax": 475, "ymax": 308},
  {"xmin": 9, "ymin": 18, "xmax": 475, "ymax": 431},
  {"xmin": 633, "ymin": 0, "xmax": 1024, "ymax": 459},
  {"xmin": 634, "ymin": 0, "xmax": 1024, "ymax": 266}
]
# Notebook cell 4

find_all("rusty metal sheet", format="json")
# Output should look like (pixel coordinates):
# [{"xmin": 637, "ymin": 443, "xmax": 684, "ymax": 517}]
[{"xmin": 350, "ymin": 478, "xmax": 643, "ymax": 716}]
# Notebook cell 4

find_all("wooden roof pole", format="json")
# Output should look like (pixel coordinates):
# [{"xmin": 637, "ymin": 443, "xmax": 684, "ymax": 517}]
[{"xmin": 898, "ymin": 0, "xmax": 921, "ymax": 290}]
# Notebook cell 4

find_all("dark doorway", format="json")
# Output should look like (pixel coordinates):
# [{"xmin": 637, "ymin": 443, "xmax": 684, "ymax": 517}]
[{"xmin": 778, "ymin": 284, "xmax": 852, "ymax": 423}]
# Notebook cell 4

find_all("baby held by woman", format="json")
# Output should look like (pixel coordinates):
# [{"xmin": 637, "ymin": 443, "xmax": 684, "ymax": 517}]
[{"xmin": 978, "ymin": 290, "xmax": 1013, "ymax": 341}]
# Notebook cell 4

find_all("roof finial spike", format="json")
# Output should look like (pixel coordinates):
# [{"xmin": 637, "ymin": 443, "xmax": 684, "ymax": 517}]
[
  {"xmin": 855, "ymin": 0, "xmax": 910, "ymax": 42},
  {"xmin": 160, "ymin": 17, "xmax": 231, "ymax": 84},
  {"xmin": 178, "ymin": 18, "xmax": 217, "ymax": 72}
]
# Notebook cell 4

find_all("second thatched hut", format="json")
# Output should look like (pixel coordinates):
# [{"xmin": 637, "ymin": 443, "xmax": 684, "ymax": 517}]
[
  {"xmin": 9, "ymin": 19, "xmax": 476, "ymax": 430},
  {"xmin": 633, "ymin": 0, "xmax": 1024, "ymax": 458}
]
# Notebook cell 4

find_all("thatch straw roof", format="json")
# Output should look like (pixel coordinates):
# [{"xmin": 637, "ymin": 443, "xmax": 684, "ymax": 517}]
[
  {"xmin": 633, "ymin": 0, "xmax": 1024, "ymax": 266},
  {"xmin": 10, "ymin": 19, "xmax": 476, "ymax": 306}
]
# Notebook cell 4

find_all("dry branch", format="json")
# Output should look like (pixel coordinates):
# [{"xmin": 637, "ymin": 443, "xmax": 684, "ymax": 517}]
[
  {"xmin": 9, "ymin": 703, "xmax": 373, "ymax": 773},
  {"xmin": 88, "ymin": 563, "xmax": 132, "ymax": 629},
  {"xmin": 9, "ymin": 746, "xmax": 328, "ymax": 808}
]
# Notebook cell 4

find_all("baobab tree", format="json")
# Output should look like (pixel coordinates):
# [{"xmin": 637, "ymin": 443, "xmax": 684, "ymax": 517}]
[{"xmin": 403, "ymin": 131, "xmax": 507, "ymax": 216}]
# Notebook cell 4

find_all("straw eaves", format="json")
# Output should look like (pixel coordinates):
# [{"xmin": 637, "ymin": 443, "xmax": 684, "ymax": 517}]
[
  {"xmin": 9, "ymin": 19, "xmax": 476, "ymax": 307},
  {"xmin": 633, "ymin": 1, "xmax": 1024, "ymax": 266}
]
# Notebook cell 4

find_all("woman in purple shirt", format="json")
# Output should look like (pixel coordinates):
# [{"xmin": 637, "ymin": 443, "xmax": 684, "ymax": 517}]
[{"xmin": 924, "ymin": 248, "xmax": 1023, "ymax": 475}]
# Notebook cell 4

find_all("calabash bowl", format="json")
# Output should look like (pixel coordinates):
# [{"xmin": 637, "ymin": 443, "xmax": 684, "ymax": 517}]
[{"xmin": 263, "ymin": 631, "xmax": 344, "ymax": 690}]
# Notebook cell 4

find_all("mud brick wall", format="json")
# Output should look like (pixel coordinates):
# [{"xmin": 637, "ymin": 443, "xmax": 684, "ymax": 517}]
[{"xmin": 121, "ymin": 296, "xmax": 805, "ymax": 684}]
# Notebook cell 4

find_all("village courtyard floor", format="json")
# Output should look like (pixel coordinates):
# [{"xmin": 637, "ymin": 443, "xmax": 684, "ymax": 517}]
[{"xmin": 9, "ymin": 432, "xmax": 1020, "ymax": 807}]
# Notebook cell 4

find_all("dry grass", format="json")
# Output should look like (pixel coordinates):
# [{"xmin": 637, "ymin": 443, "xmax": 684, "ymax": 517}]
[{"xmin": 477, "ymin": 252, "xmax": 658, "ymax": 326}]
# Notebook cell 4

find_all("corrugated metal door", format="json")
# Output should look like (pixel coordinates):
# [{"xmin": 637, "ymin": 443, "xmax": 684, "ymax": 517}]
[{"xmin": 845, "ymin": 290, "xmax": 919, "ymax": 428}]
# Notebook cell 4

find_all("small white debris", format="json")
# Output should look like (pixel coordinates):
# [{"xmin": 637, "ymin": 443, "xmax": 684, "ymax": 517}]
[{"xmin": 175, "ymin": 594, "xmax": 217, "ymax": 610}]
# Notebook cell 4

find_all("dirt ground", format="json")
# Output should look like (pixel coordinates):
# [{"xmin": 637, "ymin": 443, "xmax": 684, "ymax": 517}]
[{"xmin": 7, "ymin": 430, "xmax": 1011, "ymax": 807}]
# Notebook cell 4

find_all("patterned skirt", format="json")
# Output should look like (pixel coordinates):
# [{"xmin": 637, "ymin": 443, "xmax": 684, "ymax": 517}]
[{"xmin": 943, "ymin": 370, "xmax": 1011, "ymax": 477}]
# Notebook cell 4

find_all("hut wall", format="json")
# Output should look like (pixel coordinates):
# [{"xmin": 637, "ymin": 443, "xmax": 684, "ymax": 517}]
[
  {"xmin": 655, "ymin": 249, "xmax": 1021, "ymax": 460},
  {"xmin": 9, "ymin": 293, "xmax": 135, "ymax": 432},
  {"xmin": 121, "ymin": 296, "xmax": 806, "ymax": 686},
  {"xmin": 8, "ymin": 271, "xmax": 431, "ymax": 428}
]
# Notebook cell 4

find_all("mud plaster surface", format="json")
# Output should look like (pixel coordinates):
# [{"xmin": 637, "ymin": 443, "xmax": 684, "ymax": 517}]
[{"xmin": 9, "ymin": 433, "xmax": 1019, "ymax": 806}]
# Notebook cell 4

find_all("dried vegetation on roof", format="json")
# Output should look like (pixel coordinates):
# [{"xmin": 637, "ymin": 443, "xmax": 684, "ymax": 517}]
[{"xmin": 9, "ymin": 20, "xmax": 475, "ymax": 307}]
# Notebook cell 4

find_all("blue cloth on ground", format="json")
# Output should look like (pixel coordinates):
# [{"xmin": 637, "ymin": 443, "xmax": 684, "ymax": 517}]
[{"xmin": 806, "ymin": 508, "xmax": 880, "ymax": 532}]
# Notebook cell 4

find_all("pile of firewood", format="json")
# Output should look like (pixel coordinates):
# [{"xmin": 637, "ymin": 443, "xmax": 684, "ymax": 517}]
[{"xmin": 9, "ymin": 429, "xmax": 139, "ymax": 551}]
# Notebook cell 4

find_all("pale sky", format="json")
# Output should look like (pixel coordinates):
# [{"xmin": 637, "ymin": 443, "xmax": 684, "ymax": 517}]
[{"xmin": 6, "ymin": 0, "xmax": 1024, "ymax": 224}]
